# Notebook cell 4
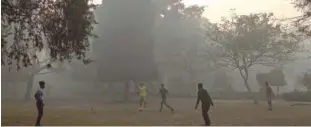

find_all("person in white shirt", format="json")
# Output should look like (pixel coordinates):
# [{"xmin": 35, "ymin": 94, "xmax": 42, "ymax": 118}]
[{"xmin": 34, "ymin": 81, "xmax": 45, "ymax": 126}]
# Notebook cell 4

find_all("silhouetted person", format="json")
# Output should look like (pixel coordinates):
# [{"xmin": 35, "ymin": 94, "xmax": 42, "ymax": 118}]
[
  {"xmin": 138, "ymin": 83, "xmax": 147, "ymax": 108},
  {"xmin": 195, "ymin": 83, "xmax": 214, "ymax": 126},
  {"xmin": 159, "ymin": 84, "xmax": 174, "ymax": 113},
  {"xmin": 265, "ymin": 81, "xmax": 274, "ymax": 111},
  {"xmin": 34, "ymin": 81, "xmax": 45, "ymax": 126}
]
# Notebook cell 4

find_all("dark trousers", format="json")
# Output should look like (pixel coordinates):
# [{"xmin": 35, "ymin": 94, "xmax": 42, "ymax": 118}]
[
  {"xmin": 202, "ymin": 106, "xmax": 211, "ymax": 126},
  {"xmin": 160, "ymin": 98, "xmax": 174, "ymax": 112},
  {"xmin": 267, "ymin": 98, "xmax": 272, "ymax": 111},
  {"xmin": 35, "ymin": 101, "xmax": 44, "ymax": 126}
]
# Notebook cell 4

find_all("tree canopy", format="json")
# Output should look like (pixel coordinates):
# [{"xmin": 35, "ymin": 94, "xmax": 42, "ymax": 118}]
[
  {"xmin": 256, "ymin": 68, "xmax": 287, "ymax": 88},
  {"xmin": 92, "ymin": 0, "xmax": 158, "ymax": 82},
  {"xmin": 292, "ymin": 0, "xmax": 311, "ymax": 36},
  {"xmin": 1, "ymin": 0, "xmax": 97, "ymax": 69},
  {"xmin": 207, "ymin": 12, "xmax": 301, "ymax": 93}
]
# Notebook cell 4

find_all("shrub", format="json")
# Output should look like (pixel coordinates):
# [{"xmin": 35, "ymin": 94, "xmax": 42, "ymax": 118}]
[{"xmin": 282, "ymin": 91, "xmax": 311, "ymax": 102}]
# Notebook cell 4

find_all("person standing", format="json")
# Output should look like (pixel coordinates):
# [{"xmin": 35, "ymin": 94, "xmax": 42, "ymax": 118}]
[
  {"xmin": 34, "ymin": 81, "xmax": 45, "ymax": 126},
  {"xmin": 195, "ymin": 83, "xmax": 214, "ymax": 126},
  {"xmin": 138, "ymin": 83, "xmax": 147, "ymax": 109},
  {"xmin": 158, "ymin": 84, "xmax": 174, "ymax": 113},
  {"xmin": 265, "ymin": 81, "xmax": 274, "ymax": 111}
]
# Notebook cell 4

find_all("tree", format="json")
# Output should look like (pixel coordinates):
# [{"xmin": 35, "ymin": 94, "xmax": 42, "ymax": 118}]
[
  {"xmin": 1, "ymin": 0, "xmax": 97, "ymax": 69},
  {"xmin": 297, "ymin": 69, "xmax": 311, "ymax": 90},
  {"xmin": 207, "ymin": 12, "xmax": 301, "ymax": 103},
  {"xmin": 256, "ymin": 68, "xmax": 287, "ymax": 95},
  {"xmin": 211, "ymin": 70, "xmax": 233, "ymax": 92},
  {"xmin": 154, "ymin": 1, "xmax": 209, "ymax": 95},
  {"xmin": 292, "ymin": 0, "xmax": 311, "ymax": 36},
  {"xmin": 93, "ymin": 0, "xmax": 158, "ymax": 101}
]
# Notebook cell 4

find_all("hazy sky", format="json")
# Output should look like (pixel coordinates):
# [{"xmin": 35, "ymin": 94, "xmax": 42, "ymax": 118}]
[{"xmin": 94, "ymin": 0, "xmax": 302, "ymax": 23}]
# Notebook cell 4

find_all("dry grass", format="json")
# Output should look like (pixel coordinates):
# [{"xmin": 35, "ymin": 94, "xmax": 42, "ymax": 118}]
[{"xmin": 2, "ymin": 98, "xmax": 311, "ymax": 126}]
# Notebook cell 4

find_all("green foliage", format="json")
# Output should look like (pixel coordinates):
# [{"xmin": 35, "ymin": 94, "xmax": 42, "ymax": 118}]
[{"xmin": 1, "ymin": 0, "xmax": 97, "ymax": 69}]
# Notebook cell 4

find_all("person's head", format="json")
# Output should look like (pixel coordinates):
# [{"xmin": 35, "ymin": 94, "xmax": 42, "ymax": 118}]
[
  {"xmin": 140, "ymin": 83, "xmax": 144, "ymax": 87},
  {"xmin": 161, "ymin": 84, "xmax": 164, "ymax": 88},
  {"xmin": 39, "ymin": 81, "xmax": 45, "ymax": 89},
  {"xmin": 198, "ymin": 83, "xmax": 203, "ymax": 89}
]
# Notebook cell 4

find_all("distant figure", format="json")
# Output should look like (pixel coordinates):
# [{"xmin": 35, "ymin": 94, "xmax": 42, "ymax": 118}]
[
  {"xmin": 265, "ymin": 81, "xmax": 274, "ymax": 111},
  {"xmin": 158, "ymin": 84, "xmax": 174, "ymax": 113},
  {"xmin": 34, "ymin": 81, "xmax": 45, "ymax": 126},
  {"xmin": 138, "ymin": 83, "xmax": 147, "ymax": 109},
  {"xmin": 195, "ymin": 83, "xmax": 214, "ymax": 126}
]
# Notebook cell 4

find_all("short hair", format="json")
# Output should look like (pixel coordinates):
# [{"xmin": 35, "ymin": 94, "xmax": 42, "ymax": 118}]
[
  {"xmin": 161, "ymin": 84, "xmax": 164, "ymax": 86},
  {"xmin": 39, "ymin": 81, "xmax": 45, "ymax": 86}
]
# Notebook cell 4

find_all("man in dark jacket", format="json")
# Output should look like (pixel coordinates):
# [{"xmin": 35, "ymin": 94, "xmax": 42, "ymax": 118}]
[{"xmin": 195, "ymin": 83, "xmax": 214, "ymax": 126}]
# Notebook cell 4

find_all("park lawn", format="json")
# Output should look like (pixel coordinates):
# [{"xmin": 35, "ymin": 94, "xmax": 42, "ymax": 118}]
[{"xmin": 2, "ymin": 99, "xmax": 311, "ymax": 126}]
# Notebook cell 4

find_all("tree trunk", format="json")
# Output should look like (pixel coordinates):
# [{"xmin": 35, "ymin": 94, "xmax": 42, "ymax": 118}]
[
  {"xmin": 124, "ymin": 80, "xmax": 130, "ymax": 102},
  {"xmin": 24, "ymin": 74, "xmax": 35, "ymax": 101},
  {"xmin": 243, "ymin": 79, "xmax": 258, "ymax": 104}
]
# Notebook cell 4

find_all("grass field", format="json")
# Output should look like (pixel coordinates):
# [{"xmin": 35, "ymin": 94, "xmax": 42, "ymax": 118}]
[{"xmin": 2, "ymin": 98, "xmax": 311, "ymax": 126}]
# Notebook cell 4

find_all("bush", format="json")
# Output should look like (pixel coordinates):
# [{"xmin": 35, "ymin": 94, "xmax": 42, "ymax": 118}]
[
  {"xmin": 282, "ymin": 91, "xmax": 311, "ymax": 102},
  {"xmin": 208, "ymin": 92, "xmax": 266, "ymax": 100}
]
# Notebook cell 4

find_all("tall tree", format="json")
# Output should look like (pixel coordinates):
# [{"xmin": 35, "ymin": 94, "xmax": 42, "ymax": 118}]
[
  {"xmin": 1, "ymin": 0, "xmax": 97, "ymax": 69},
  {"xmin": 154, "ymin": 1, "xmax": 209, "ymax": 95},
  {"xmin": 207, "ymin": 12, "xmax": 301, "ymax": 103},
  {"xmin": 93, "ymin": 0, "xmax": 158, "ymax": 101}
]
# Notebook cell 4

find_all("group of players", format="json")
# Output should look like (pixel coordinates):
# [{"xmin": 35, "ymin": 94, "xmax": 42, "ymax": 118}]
[
  {"xmin": 137, "ymin": 83, "xmax": 214, "ymax": 126},
  {"xmin": 34, "ymin": 81, "xmax": 275, "ymax": 126}
]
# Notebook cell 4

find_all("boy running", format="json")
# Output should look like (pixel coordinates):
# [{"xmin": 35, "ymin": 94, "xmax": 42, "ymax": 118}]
[{"xmin": 159, "ymin": 84, "xmax": 174, "ymax": 112}]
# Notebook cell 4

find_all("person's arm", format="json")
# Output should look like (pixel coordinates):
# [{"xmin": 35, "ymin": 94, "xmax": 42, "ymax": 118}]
[
  {"xmin": 195, "ymin": 91, "xmax": 200, "ymax": 110},
  {"xmin": 146, "ymin": 88, "xmax": 156, "ymax": 96},
  {"xmin": 166, "ymin": 89, "xmax": 169, "ymax": 96}
]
